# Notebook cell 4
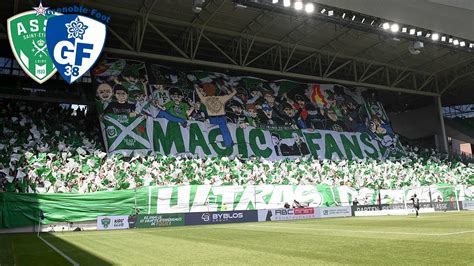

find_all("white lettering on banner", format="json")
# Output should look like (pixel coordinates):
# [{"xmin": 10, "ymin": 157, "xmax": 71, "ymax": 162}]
[
  {"xmin": 190, "ymin": 185, "xmax": 213, "ymax": 212},
  {"xmin": 268, "ymin": 186, "xmax": 294, "ymax": 209},
  {"xmin": 254, "ymin": 185, "xmax": 274, "ymax": 210},
  {"xmin": 212, "ymin": 186, "xmax": 244, "ymax": 209},
  {"xmin": 336, "ymin": 186, "xmax": 357, "ymax": 206},
  {"xmin": 294, "ymin": 185, "xmax": 323, "ymax": 206},
  {"xmin": 157, "ymin": 186, "xmax": 191, "ymax": 213},
  {"xmin": 148, "ymin": 185, "xmax": 472, "ymax": 215},
  {"xmin": 380, "ymin": 189, "xmax": 404, "ymax": 204},
  {"xmin": 235, "ymin": 186, "xmax": 257, "ymax": 210}
]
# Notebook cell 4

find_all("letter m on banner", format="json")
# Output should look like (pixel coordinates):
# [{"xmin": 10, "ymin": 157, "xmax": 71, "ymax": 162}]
[{"xmin": 101, "ymin": 115, "xmax": 152, "ymax": 155}]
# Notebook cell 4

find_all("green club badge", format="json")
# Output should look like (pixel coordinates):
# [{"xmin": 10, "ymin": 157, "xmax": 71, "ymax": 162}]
[
  {"xmin": 7, "ymin": 5, "xmax": 58, "ymax": 84},
  {"xmin": 101, "ymin": 217, "xmax": 111, "ymax": 228}
]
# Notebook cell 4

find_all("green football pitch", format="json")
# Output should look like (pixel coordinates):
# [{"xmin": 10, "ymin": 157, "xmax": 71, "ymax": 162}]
[{"xmin": 1, "ymin": 212, "xmax": 473, "ymax": 265}]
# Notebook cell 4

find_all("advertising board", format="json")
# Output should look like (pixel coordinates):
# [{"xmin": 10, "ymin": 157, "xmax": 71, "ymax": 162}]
[
  {"xmin": 97, "ymin": 215, "xmax": 130, "ymax": 230},
  {"xmin": 185, "ymin": 210, "xmax": 258, "ymax": 225},
  {"xmin": 316, "ymin": 207, "xmax": 352, "ymax": 218},
  {"xmin": 134, "ymin": 214, "xmax": 185, "ymax": 228},
  {"xmin": 257, "ymin": 208, "xmax": 317, "ymax": 221}
]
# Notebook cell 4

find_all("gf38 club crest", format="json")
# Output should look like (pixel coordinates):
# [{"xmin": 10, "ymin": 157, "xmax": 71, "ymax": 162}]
[{"xmin": 46, "ymin": 14, "xmax": 106, "ymax": 84}]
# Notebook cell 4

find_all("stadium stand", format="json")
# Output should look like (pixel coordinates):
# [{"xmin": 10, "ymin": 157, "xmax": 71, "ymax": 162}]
[{"xmin": 1, "ymin": 100, "xmax": 472, "ymax": 194}]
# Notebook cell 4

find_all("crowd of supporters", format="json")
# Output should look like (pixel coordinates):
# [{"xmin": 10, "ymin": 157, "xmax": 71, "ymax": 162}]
[{"xmin": 0, "ymin": 100, "xmax": 472, "ymax": 193}]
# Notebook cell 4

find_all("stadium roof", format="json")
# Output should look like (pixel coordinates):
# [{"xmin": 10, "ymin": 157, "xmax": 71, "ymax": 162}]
[{"xmin": 1, "ymin": 0, "xmax": 473, "ymax": 108}]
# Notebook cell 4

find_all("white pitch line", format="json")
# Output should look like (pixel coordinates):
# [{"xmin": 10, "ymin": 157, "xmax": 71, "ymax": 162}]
[
  {"xmin": 38, "ymin": 235, "xmax": 79, "ymax": 266},
  {"xmin": 242, "ymin": 224, "xmax": 474, "ymax": 237}
]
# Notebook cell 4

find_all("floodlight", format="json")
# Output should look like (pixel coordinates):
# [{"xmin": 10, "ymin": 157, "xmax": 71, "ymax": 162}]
[
  {"xmin": 382, "ymin": 22, "xmax": 390, "ymax": 30},
  {"xmin": 409, "ymin": 29, "xmax": 415, "ymax": 35},
  {"xmin": 401, "ymin": 27, "xmax": 407, "ymax": 33},
  {"xmin": 328, "ymin": 10, "xmax": 333, "ymax": 16},
  {"xmin": 305, "ymin": 3, "xmax": 314, "ymax": 13},
  {"xmin": 283, "ymin": 0, "xmax": 291, "ymax": 7},
  {"xmin": 441, "ymin": 36, "xmax": 446, "ymax": 42},
  {"xmin": 272, "ymin": 0, "xmax": 278, "ymax": 4},
  {"xmin": 460, "ymin": 41, "xmax": 465, "ymax": 47},
  {"xmin": 453, "ymin": 39, "xmax": 459, "ymax": 45},
  {"xmin": 417, "ymin": 31, "xmax": 422, "ymax": 36},
  {"xmin": 294, "ymin": 1, "xmax": 303, "ymax": 10},
  {"xmin": 448, "ymin": 38, "xmax": 453, "ymax": 43},
  {"xmin": 431, "ymin": 33, "xmax": 439, "ymax": 41},
  {"xmin": 321, "ymin": 8, "xmax": 326, "ymax": 14},
  {"xmin": 390, "ymin": 23, "xmax": 399, "ymax": 32}
]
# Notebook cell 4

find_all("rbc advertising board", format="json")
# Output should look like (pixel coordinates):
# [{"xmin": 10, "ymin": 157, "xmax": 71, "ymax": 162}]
[{"xmin": 258, "ymin": 208, "xmax": 317, "ymax": 221}]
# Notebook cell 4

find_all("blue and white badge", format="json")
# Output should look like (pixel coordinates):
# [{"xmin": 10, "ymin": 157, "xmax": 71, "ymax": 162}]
[{"xmin": 46, "ymin": 14, "xmax": 106, "ymax": 84}]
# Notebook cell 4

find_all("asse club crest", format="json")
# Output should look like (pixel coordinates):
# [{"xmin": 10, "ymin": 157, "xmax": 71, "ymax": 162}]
[
  {"xmin": 8, "ymin": 3, "xmax": 108, "ymax": 84},
  {"xmin": 7, "ymin": 3, "xmax": 59, "ymax": 84}
]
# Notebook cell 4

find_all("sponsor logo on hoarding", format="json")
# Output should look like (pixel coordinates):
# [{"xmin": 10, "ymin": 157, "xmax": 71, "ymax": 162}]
[
  {"xmin": 97, "ymin": 215, "xmax": 130, "ymax": 230},
  {"xmin": 135, "ymin": 214, "xmax": 185, "ymax": 228},
  {"xmin": 185, "ymin": 210, "xmax": 258, "ymax": 225},
  {"xmin": 317, "ymin": 207, "xmax": 352, "ymax": 218},
  {"xmin": 101, "ymin": 217, "xmax": 111, "ymax": 228},
  {"xmin": 259, "ymin": 208, "xmax": 317, "ymax": 221},
  {"xmin": 462, "ymin": 200, "xmax": 474, "ymax": 210},
  {"xmin": 294, "ymin": 208, "xmax": 315, "ymax": 215}
]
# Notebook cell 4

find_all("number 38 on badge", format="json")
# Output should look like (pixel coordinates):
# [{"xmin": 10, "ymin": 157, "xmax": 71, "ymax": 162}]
[{"xmin": 46, "ymin": 15, "xmax": 106, "ymax": 84}]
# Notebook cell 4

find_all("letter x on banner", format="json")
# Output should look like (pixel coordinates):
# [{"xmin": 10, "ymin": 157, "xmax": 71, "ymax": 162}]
[{"xmin": 104, "ymin": 116, "xmax": 151, "ymax": 151}]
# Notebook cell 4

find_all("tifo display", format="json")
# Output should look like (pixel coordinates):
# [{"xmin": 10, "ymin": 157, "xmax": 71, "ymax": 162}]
[
  {"xmin": 0, "ymin": 59, "xmax": 472, "ymax": 229},
  {"xmin": 0, "ymin": 100, "xmax": 471, "ymax": 194},
  {"xmin": 94, "ymin": 59, "xmax": 402, "ymax": 159}
]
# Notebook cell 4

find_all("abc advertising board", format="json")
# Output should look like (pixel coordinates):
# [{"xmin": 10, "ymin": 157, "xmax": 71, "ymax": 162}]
[
  {"xmin": 133, "ymin": 214, "xmax": 185, "ymax": 228},
  {"xmin": 185, "ymin": 210, "xmax": 258, "ymax": 225},
  {"xmin": 97, "ymin": 215, "xmax": 130, "ymax": 230},
  {"xmin": 258, "ymin": 208, "xmax": 317, "ymax": 221}
]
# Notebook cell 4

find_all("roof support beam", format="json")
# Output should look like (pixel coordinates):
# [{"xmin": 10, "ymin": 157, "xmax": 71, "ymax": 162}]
[
  {"xmin": 202, "ymin": 33, "xmax": 238, "ymax": 65},
  {"xmin": 417, "ymin": 75, "xmax": 434, "ymax": 91},
  {"xmin": 359, "ymin": 66, "xmax": 384, "ymax": 83},
  {"xmin": 325, "ymin": 60, "xmax": 352, "ymax": 78},
  {"xmin": 192, "ymin": 0, "xmax": 226, "ymax": 60},
  {"xmin": 286, "ymin": 52, "xmax": 319, "ymax": 72},
  {"xmin": 391, "ymin": 71, "xmax": 411, "ymax": 87},
  {"xmin": 137, "ymin": 0, "xmax": 158, "ymax": 52},
  {"xmin": 147, "ymin": 22, "xmax": 189, "ymax": 59},
  {"xmin": 84, "ymin": 2, "xmax": 432, "ymax": 76},
  {"xmin": 104, "ymin": 47, "xmax": 438, "ymax": 97},
  {"xmin": 440, "ymin": 70, "xmax": 474, "ymax": 94},
  {"xmin": 108, "ymin": 26, "xmax": 135, "ymax": 51}
]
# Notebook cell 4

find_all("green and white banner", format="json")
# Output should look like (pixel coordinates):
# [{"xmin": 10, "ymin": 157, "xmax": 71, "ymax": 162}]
[
  {"xmin": 95, "ymin": 60, "xmax": 404, "ymax": 160},
  {"xmin": 145, "ymin": 184, "xmax": 472, "ymax": 214},
  {"xmin": 102, "ymin": 114, "xmax": 404, "ymax": 160}
]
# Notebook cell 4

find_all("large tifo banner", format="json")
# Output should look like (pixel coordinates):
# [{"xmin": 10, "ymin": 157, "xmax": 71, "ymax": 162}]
[
  {"xmin": 93, "ymin": 59, "xmax": 403, "ymax": 159},
  {"xmin": 145, "ymin": 184, "xmax": 474, "ymax": 214}
]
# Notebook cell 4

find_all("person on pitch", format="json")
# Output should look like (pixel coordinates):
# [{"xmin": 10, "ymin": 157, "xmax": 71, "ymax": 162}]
[{"xmin": 410, "ymin": 194, "xmax": 420, "ymax": 217}]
